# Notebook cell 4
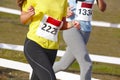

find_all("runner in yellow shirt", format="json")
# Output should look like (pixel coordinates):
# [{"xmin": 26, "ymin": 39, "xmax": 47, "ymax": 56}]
[{"xmin": 17, "ymin": 0, "xmax": 80, "ymax": 80}]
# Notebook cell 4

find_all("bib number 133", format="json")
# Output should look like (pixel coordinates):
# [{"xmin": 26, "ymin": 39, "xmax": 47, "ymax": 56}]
[
  {"xmin": 78, "ymin": 8, "xmax": 92, "ymax": 16},
  {"xmin": 76, "ymin": 2, "xmax": 93, "ymax": 21}
]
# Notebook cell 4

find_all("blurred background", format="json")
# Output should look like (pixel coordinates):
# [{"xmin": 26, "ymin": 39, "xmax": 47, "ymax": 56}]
[{"xmin": 0, "ymin": 0, "xmax": 120, "ymax": 80}]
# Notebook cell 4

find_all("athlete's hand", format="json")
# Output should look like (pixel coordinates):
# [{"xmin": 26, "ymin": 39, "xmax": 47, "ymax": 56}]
[
  {"xmin": 20, "ymin": 6, "xmax": 35, "ymax": 24},
  {"xmin": 72, "ymin": 20, "xmax": 81, "ymax": 30},
  {"xmin": 27, "ymin": 6, "xmax": 35, "ymax": 17},
  {"xmin": 67, "ymin": 7, "xmax": 74, "ymax": 18}
]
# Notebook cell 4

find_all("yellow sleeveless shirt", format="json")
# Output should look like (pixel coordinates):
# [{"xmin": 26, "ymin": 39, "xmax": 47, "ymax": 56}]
[{"xmin": 22, "ymin": 0, "xmax": 67, "ymax": 49}]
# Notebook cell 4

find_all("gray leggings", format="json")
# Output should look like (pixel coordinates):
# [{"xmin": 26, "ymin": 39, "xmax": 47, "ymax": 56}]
[{"xmin": 53, "ymin": 28, "xmax": 92, "ymax": 80}]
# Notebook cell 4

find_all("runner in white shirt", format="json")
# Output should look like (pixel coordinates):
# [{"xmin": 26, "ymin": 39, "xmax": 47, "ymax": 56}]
[{"xmin": 53, "ymin": 0, "xmax": 106, "ymax": 80}]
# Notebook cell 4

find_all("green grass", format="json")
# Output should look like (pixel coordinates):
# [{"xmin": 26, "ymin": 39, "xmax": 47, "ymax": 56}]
[
  {"xmin": 87, "ymin": 27, "xmax": 120, "ymax": 57},
  {"xmin": 0, "ymin": 0, "xmax": 120, "ymax": 80},
  {"xmin": 0, "ymin": 12, "xmax": 27, "ymax": 45},
  {"xmin": 93, "ymin": 0, "xmax": 120, "ymax": 23},
  {"xmin": 1, "ymin": 0, "xmax": 19, "ymax": 10}
]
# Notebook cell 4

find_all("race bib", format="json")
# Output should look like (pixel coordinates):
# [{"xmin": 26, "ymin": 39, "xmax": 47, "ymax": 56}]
[
  {"xmin": 76, "ymin": 1, "xmax": 93, "ymax": 21},
  {"xmin": 36, "ymin": 15, "xmax": 63, "ymax": 42}
]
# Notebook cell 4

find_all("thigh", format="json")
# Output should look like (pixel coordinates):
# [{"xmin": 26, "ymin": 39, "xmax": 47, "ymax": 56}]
[
  {"xmin": 31, "ymin": 71, "xmax": 39, "ymax": 80},
  {"xmin": 59, "ymin": 47, "xmax": 75, "ymax": 66},
  {"xmin": 24, "ymin": 39, "xmax": 57, "ymax": 80},
  {"xmin": 45, "ymin": 49, "xmax": 57, "ymax": 65},
  {"xmin": 63, "ymin": 28, "xmax": 86, "ymax": 49},
  {"xmin": 63, "ymin": 28, "xmax": 91, "ymax": 62}
]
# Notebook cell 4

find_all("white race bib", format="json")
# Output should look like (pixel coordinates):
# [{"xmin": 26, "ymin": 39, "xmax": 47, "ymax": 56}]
[
  {"xmin": 36, "ymin": 15, "xmax": 63, "ymax": 42},
  {"xmin": 76, "ymin": 1, "xmax": 93, "ymax": 21}
]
